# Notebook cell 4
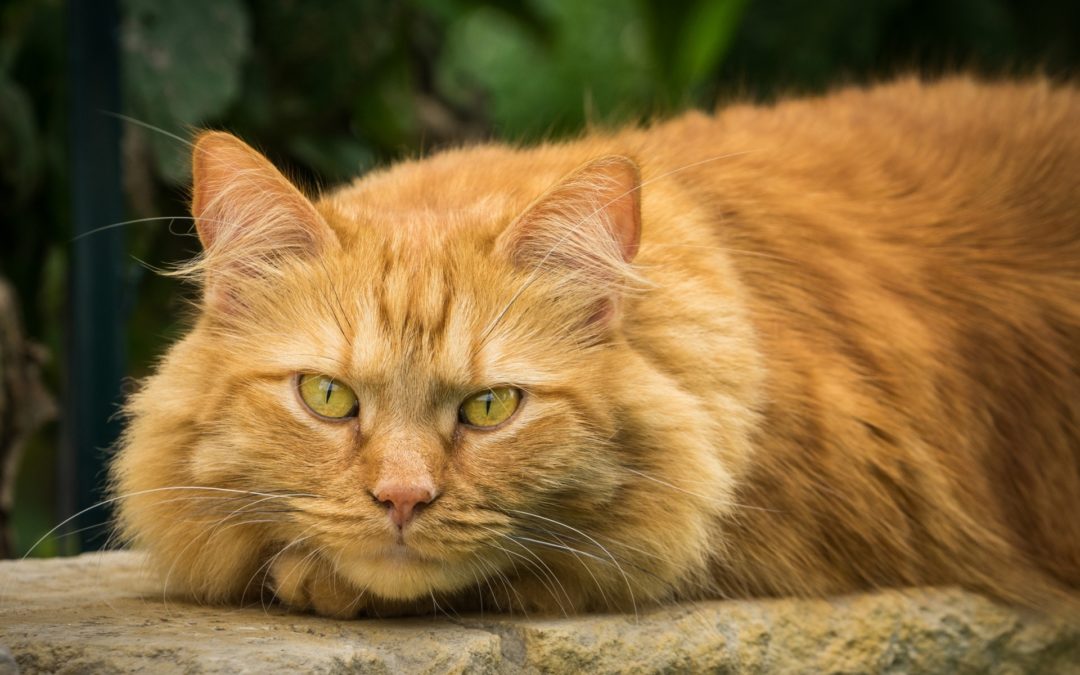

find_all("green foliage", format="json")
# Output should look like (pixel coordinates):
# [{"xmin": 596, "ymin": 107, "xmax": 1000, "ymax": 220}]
[
  {"xmin": 0, "ymin": 0, "xmax": 68, "ymax": 349},
  {"xmin": 644, "ymin": 0, "xmax": 749, "ymax": 102},
  {"xmin": 116, "ymin": 0, "xmax": 756, "ymax": 182},
  {"xmin": 669, "ymin": 0, "xmax": 749, "ymax": 94},
  {"xmin": 122, "ymin": 0, "xmax": 250, "ymax": 182},
  {"xmin": 0, "ymin": 72, "xmax": 40, "ymax": 201},
  {"xmin": 438, "ymin": 0, "xmax": 656, "ymax": 138}
]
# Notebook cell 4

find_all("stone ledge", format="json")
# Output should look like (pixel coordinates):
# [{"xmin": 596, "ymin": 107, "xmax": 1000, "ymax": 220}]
[{"xmin": 0, "ymin": 552, "xmax": 1076, "ymax": 674}]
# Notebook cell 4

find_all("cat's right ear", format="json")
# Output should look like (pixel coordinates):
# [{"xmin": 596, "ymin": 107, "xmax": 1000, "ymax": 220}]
[{"xmin": 190, "ymin": 131, "xmax": 337, "ymax": 310}]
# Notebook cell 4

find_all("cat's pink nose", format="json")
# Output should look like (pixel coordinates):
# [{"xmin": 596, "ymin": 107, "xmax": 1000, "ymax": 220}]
[{"xmin": 373, "ymin": 484, "xmax": 435, "ymax": 529}]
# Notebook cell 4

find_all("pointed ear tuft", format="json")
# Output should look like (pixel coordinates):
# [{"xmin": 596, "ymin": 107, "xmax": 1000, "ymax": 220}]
[
  {"xmin": 188, "ymin": 132, "xmax": 337, "ymax": 309},
  {"xmin": 497, "ymin": 155, "xmax": 641, "ymax": 273},
  {"xmin": 494, "ymin": 155, "xmax": 643, "ymax": 332}
]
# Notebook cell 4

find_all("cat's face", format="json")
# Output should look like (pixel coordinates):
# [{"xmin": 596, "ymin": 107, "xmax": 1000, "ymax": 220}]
[
  {"xmin": 113, "ymin": 132, "xmax": 708, "ymax": 610},
  {"xmin": 187, "ymin": 219, "xmax": 629, "ymax": 601}
]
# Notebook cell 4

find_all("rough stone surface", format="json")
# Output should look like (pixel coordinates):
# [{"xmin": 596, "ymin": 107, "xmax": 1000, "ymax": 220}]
[{"xmin": 0, "ymin": 552, "xmax": 1077, "ymax": 673}]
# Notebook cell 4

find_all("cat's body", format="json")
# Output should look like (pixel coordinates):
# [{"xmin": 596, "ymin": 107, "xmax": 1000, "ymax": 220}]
[{"xmin": 112, "ymin": 78, "xmax": 1080, "ymax": 617}]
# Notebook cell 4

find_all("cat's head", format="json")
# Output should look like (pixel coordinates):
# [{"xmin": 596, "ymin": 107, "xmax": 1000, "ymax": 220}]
[{"xmin": 113, "ymin": 132, "xmax": 744, "ymax": 613}]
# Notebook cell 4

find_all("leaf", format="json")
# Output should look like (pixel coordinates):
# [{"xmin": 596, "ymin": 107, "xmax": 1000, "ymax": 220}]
[
  {"xmin": 121, "ymin": 0, "xmax": 250, "ymax": 184},
  {"xmin": 436, "ymin": 0, "xmax": 655, "ymax": 140},
  {"xmin": 0, "ymin": 73, "xmax": 40, "ymax": 202},
  {"xmin": 672, "ymin": 0, "xmax": 748, "ymax": 92}
]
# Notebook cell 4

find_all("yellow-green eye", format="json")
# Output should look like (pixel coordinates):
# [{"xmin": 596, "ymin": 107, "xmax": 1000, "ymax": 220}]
[
  {"xmin": 458, "ymin": 387, "xmax": 522, "ymax": 428},
  {"xmin": 297, "ymin": 374, "xmax": 359, "ymax": 420}
]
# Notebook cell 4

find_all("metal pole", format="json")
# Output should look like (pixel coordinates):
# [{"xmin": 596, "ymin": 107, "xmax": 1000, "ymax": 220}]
[{"xmin": 66, "ymin": 0, "xmax": 126, "ymax": 551}]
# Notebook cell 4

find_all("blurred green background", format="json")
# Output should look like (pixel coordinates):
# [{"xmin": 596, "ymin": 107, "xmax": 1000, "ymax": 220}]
[{"xmin": 2, "ymin": 0, "xmax": 1077, "ymax": 557}]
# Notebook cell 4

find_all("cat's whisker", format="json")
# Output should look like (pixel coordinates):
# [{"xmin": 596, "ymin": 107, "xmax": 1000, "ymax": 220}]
[
  {"xmin": 245, "ymin": 526, "xmax": 322, "ymax": 610},
  {"xmin": 429, "ymin": 589, "xmax": 454, "ymax": 620},
  {"xmin": 506, "ymin": 531, "xmax": 610, "ymax": 567},
  {"xmin": 23, "ymin": 486, "xmax": 319, "ymax": 560},
  {"xmin": 506, "ymin": 532, "xmax": 612, "ymax": 610},
  {"xmin": 104, "ymin": 111, "xmax": 195, "ymax": 149},
  {"xmin": 297, "ymin": 545, "xmax": 328, "ymax": 586},
  {"xmin": 471, "ymin": 556, "xmax": 508, "ymax": 614},
  {"xmin": 620, "ymin": 466, "xmax": 782, "ymax": 513},
  {"xmin": 510, "ymin": 522, "xmax": 682, "ymax": 598},
  {"xmin": 633, "ymin": 150, "xmax": 761, "ymax": 196},
  {"xmin": 492, "ymin": 567, "xmax": 521, "ymax": 616},
  {"xmin": 149, "ymin": 492, "xmax": 306, "ymax": 520},
  {"xmin": 161, "ymin": 515, "xmax": 282, "ymax": 608},
  {"xmin": 457, "ymin": 557, "xmax": 491, "ymax": 616},
  {"xmin": 344, "ymin": 582, "xmax": 370, "ymax": 616},
  {"xmin": 216, "ymin": 492, "xmax": 309, "ymax": 519},
  {"xmin": 648, "ymin": 242, "xmax": 800, "ymax": 265},
  {"xmin": 269, "ymin": 542, "xmax": 329, "ymax": 616},
  {"xmin": 479, "ymin": 538, "xmax": 569, "ymax": 617},
  {"xmin": 70, "ymin": 215, "xmax": 197, "ymax": 243},
  {"xmin": 482, "ymin": 547, "xmax": 533, "ymax": 618},
  {"xmin": 153, "ymin": 493, "xmax": 314, "ymax": 606},
  {"xmin": 508, "ymin": 524, "xmax": 687, "ymax": 613},
  {"xmin": 163, "ymin": 505, "xmax": 305, "ymax": 532},
  {"xmin": 466, "ymin": 563, "xmax": 486, "ymax": 617},
  {"xmin": 489, "ymin": 536, "xmax": 573, "ymax": 616},
  {"xmin": 504, "ymin": 508, "xmax": 638, "ymax": 619},
  {"xmin": 70, "ymin": 213, "xmax": 243, "ymax": 248},
  {"xmin": 326, "ymin": 547, "xmax": 371, "ymax": 617}
]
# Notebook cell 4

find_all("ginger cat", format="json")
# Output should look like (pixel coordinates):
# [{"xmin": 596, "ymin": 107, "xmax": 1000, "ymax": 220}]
[{"xmin": 111, "ymin": 78, "xmax": 1080, "ymax": 618}]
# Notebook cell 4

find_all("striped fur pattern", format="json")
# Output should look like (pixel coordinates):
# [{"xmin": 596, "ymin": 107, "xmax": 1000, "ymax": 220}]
[{"xmin": 112, "ymin": 78, "xmax": 1079, "ymax": 617}]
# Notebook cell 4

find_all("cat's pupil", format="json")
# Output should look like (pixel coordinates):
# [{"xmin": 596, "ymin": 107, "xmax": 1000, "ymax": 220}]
[{"xmin": 324, "ymin": 380, "xmax": 334, "ymax": 404}]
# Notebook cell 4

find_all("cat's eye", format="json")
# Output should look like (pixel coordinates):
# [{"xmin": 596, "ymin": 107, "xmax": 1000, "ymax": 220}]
[
  {"xmin": 297, "ymin": 374, "xmax": 359, "ymax": 420},
  {"xmin": 458, "ymin": 387, "xmax": 522, "ymax": 428}
]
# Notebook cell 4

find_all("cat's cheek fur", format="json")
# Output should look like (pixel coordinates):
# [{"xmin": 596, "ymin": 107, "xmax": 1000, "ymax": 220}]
[
  {"xmin": 609, "ymin": 349, "xmax": 758, "ymax": 596},
  {"xmin": 110, "ymin": 352, "xmax": 273, "ymax": 603}
]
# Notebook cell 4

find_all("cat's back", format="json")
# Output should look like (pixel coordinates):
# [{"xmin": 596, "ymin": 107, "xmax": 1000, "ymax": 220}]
[
  {"xmin": 662, "ymin": 77, "xmax": 1080, "ymax": 350},
  {"xmin": 333, "ymin": 77, "xmax": 1079, "ymax": 258},
  {"xmin": 649, "ymin": 77, "xmax": 1079, "ymax": 249},
  {"xmin": 641, "ymin": 78, "xmax": 1080, "ymax": 363},
  {"xmin": 645, "ymin": 78, "xmax": 1080, "ymax": 602}
]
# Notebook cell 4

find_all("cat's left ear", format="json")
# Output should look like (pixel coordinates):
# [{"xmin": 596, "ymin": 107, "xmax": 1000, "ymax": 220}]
[
  {"xmin": 190, "ymin": 131, "xmax": 338, "ymax": 309},
  {"xmin": 498, "ymin": 155, "xmax": 641, "ymax": 268},
  {"xmin": 496, "ymin": 155, "xmax": 641, "ymax": 326}
]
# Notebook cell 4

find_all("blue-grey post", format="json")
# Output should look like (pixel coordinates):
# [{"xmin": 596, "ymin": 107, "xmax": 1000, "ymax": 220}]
[{"xmin": 66, "ymin": 0, "xmax": 126, "ymax": 551}]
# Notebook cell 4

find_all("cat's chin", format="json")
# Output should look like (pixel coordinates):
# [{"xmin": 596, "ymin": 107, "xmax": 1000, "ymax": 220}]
[{"xmin": 333, "ymin": 544, "xmax": 474, "ymax": 601}]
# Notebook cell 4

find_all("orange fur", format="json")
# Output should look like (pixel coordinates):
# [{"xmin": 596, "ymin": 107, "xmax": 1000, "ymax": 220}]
[{"xmin": 111, "ymin": 77, "xmax": 1080, "ymax": 617}]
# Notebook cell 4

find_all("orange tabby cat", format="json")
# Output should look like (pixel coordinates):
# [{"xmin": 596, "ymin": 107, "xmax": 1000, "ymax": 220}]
[{"xmin": 111, "ymin": 77, "xmax": 1080, "ymax": 617}]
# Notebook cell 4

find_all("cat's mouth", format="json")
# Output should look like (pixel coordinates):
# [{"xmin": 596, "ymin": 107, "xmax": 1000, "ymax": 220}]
[{"xmin": 364, "ymin": 542, "xmax": 424, "ymax": 565}]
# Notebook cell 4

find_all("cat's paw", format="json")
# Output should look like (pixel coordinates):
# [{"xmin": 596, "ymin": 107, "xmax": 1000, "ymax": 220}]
[{"xmin": 268, "ymin": 550, "xmax": 365, "ymax": 619}]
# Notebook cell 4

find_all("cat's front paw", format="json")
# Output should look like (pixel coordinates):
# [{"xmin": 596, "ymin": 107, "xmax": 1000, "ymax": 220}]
[{"xmin": 268, "ymin": 550, "xmax": 366, "ymax": 618}]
